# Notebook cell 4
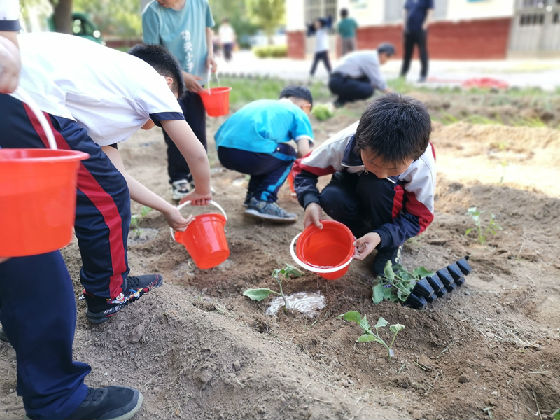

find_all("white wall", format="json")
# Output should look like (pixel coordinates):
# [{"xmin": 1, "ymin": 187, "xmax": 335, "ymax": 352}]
[
  {"xmin": 446, "ymin": 0, "xmax": 514, "ymax": 21},
  {"xmin": 286, "ymin": 0, "xmax": 304, "ymax": 31}
]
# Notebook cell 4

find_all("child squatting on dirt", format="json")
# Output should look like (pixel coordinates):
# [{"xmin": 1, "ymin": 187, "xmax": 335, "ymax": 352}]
[
  {"xmin": 293, "ymin": 94, "xmax": 436, "ymax": 276},
  {"xmin": 214, "ymin": 86, "xmax": 314, "ymax": 223}
]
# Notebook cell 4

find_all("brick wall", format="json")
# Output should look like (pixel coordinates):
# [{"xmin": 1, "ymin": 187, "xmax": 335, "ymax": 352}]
[{"xmin": 288, "ymin": 17, "xmax": 512, "ymax": 60}]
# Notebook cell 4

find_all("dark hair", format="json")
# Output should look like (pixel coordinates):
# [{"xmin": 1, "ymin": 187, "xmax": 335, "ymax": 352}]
[
  {"xmin": 340, "ymin": 8, "xmax": 348, "ymax": 18},
  {"xmin": 128, "ymin": 43, "xmax": 184, "ymax": 97},
  {"xmin": 377, "ymin": 42, "xmax": 395, "ymax": 57},
  {"xmin": 355, "ymin": 94, "xmax": 431, "ymax": 162},
  {"xmin": 279, "ymin": 85, "xmax": 313, "ymax": 107}
]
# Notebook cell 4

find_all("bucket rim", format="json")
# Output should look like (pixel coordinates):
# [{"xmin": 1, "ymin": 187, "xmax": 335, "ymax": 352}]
[
  {"xmin": 199, "ymin": 86, "xmax": 232, "ymax": 95},
  {"xmin": 0, "ymin": 148, "xmax": 89, "ymax": 163},
  {"xmin": 289, "ymin": 220, "xmax": 355, "ymax": 274}
]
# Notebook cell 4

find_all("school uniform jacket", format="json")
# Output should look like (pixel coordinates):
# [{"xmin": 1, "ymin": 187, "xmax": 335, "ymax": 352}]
[{"xmin": 293, "ymin": 122, "xmax": 436, "ymax": 250}]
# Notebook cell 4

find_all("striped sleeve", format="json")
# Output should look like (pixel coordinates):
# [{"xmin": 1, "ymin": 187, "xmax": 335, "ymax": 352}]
[{"xmin": 374, "ymin": 144, "xmax": 436, "ymax": 248}]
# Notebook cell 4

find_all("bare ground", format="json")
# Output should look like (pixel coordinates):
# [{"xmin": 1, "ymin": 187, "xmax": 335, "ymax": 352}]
[{"xmin": 1, "ymin": 92, "xmax": 559, "ymax": 420}]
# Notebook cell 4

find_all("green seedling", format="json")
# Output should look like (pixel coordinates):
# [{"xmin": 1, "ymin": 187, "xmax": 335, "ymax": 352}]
[
  {"xmin": 465, "ymin": 206, "xmax": 502, "ymax": 245},
  {"xmin": 311, "ymin": 103, "xmax": 334, "ymax": 121},
  {"xmin": 243, "ymin": 264, "xmax": 303, "ymax": 309},
  {"xmin": 553, "ymin": 409, "xmax": 560, "ymax": 420},
  {"xmin": 339, "ymin": 311, "xmax": 405, "ymax": 359},
  {"xmin": 372, "ymin": 261, "xmax": 432, "ymax": 304},
  {"xmin": 130, "ymin": 206, "xmax": 151, "ymax": 230}
]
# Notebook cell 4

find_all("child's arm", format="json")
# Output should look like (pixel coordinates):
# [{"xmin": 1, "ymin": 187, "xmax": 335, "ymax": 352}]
[
  {"xmin": 296, "ymin": 137, "xmax": 311, "ymax": 158},
  {"xmin": 160, "ymin": 119, "xmax": 212, "ymax": 206},
  {"xmin": 101, "ymin": 146, "xmax": 192, "ymax": 231}
]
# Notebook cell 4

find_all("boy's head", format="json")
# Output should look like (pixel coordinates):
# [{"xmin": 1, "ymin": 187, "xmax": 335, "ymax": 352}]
[
  {"xmin": 377, "ymin": 43, "xmax": 395, "ymax": 64},
  {"xmin": 355, "ymin": 94, "xmax": 431, "ymax": 178},
  {"xmin": 279, "ymin": 85, "xmax": 313, "ymax": 114},
  {"xmin": 340, "ymin": 8, "xmax": 349, "ymax": 18},
  {"xmin": 128, "ymin": 43, "xmax": 184, "ymax": 98}
]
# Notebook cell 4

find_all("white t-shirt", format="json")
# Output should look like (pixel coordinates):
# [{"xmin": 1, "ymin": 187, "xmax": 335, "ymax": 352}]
[
  {"xmin": 12, "ymin": 32, "xmax": 183, "ymax": 146},
  {"xmin": 0, "ymin": 0, "xmax": 20, "ymax": 21},
  {"xmin": 315, "ymin": 28, "xmax": 329, "ymax": 52},
  {"xmin": 218, "ymin": 24, "xmax": 234, "ymax": 44}
]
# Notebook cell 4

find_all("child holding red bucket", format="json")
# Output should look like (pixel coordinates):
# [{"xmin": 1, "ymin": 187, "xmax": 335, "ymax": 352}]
[
  {"xmin": 293, "ymin": 94, "xmax": 435, "ymax": 276},
  {"xmin": 0, "ymin": 3, "xmax": 143, "ymax": 419},
  {"xmin": 215, "ymin": 86, "xmax": 314, "ymax": 223},
  {"xmin": 0, "ymin": 34, "xmax": 212, "ymax": 324}
]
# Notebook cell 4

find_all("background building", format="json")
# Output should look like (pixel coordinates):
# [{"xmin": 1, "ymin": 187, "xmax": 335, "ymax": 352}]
[{"xmin": 286, "ymin": 0, "xmax": 560, "ymax": 59}]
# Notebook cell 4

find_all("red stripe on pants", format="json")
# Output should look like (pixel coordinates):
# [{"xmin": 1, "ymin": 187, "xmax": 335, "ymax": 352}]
[{"xmin": 24, "ymin": 105, "xmax": 126, "ymax": 298}]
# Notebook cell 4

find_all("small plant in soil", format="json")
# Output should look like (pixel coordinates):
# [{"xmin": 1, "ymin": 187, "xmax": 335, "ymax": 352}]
[
  {"xmin": 339, "ymin": 311, "xmax": 405, "ymax": 359},
  {"xmin": 465, "ymin": 206, "xmax": 502, "ymax": 245},
  {"xmin": 243, "ymin": 264, "xmax": 303, "ymax": 309},
  {"xmin": 130, "ymin": 205, "xmax": 151, "ymax": 230},
  {"xmin": 372, "ymin": 261, "xmax": 432, "ymax": 304}
]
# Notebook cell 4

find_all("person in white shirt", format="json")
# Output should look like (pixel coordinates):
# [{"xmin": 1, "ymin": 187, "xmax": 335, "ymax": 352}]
[
  {"xmin": 328, "ymin": 43, "xmax": 394, "ymax": 107},
  {"xmin": 218, "ymin": 18, "xmax": 236, "ymax": 61},
  {"xmin": 1, "ymin": 33, "xmax": 212, "ymax": 324},
  {"xmin": 309, "ymin": 17, "xmax": 332, "ymax": 78}
]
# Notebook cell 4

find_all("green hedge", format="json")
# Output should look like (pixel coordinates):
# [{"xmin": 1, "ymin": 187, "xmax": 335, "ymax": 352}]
[{"xmin": 252, "ymin": 45, "xmax": 287, "ymax": 58}]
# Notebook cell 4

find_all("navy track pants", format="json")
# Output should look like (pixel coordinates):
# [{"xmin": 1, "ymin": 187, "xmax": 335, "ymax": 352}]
[
  {"xmin": 0, "ymin": 252, "xmax": 90, "ymax": 419},
  {"xmin": 0, "ymin": 94, "xmax": 130, "ymax": 299}
]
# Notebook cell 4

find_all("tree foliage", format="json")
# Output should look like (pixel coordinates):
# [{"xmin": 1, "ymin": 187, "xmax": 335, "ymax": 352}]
[
  {"xmin": 73, "ymin": 0, "xmax": 142, "ymax": 38},
  {"xmin": 245, "ymin": 0, "xmax": 285, "ymax": 44}
]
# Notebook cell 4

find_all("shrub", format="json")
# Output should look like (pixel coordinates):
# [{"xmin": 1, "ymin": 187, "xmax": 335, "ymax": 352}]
[{"xmin": 252, "ymin": 45, "xmax": 287, "ymax": 58}]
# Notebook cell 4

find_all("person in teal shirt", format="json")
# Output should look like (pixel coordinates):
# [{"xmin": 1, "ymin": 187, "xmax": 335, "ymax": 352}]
[
  {"xmin": 215, "ymin": 86, "xmax": 314, "ymax": 223},
  {"xmin": 142, "ymin": 0, "xmax": 216, "ymax": 201},
  {"xmin": 337, "ymin": 8, "xmax": 358, "ymax": 56}
]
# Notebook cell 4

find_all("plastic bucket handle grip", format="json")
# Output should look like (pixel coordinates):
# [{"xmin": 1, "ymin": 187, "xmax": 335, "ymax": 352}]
[
  {"xmin": 289, "ymin": 232, "xmax": 354, "ymax": 274},
  {"xmin": 169, "ymin": 200, "xmax": 228, "ymax": 240},
  {"xmin": 16, "ymin": 88, "xmax": 57, "ymax": 150}
]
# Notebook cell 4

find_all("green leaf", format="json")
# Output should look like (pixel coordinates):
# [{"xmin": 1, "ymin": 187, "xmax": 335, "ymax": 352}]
[
  {"xmin": 372, "ymin": 283, "xmax": 385, "ymax": 304},
  {"xmin": 465, "ymin": 227, "xmax": 473, "ymax": 235},
  {"xmin": 281, "ymin": 264, "xmax": 303, "ymax": 278},
  {"xmin": 243, "ymin": 288, "xmax": 275, "ymax": 301},
  {"xmin": 384, "ymin": 287, "xmax": 397, "ymax": 301},
  {"xmin": 383, "ymin": 260, "xmax": 395, "ymax": 281},
  {"xmin": 552, "ymin": 408, "xmax": 560, "ymax": 420},
  {"xmin": 357, "ymin": 333, "xmax": 377, "ymax": 343},
  {"xmin": 412, "ymin": 267, "xmax": 432, "ymax": 278},
  {"xmin": 374, "ymin": 317, "xmax": 389, "ymax": 329},
  {"xmin": 390, "ymin": 324, "xmax": 405, "ymax": 333},
  {"xmin": 339, "ymin": 310, "xmax": 362, "ymax": 323},
  {"xmin": 359, "ymin": 315, "xmax": 370, "ymax": 332}
]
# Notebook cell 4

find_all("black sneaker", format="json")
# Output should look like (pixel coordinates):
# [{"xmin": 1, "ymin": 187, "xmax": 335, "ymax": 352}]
[
  {"xmin": 244, "ymin": 197, "xmax": 297, "ymax": 223},
  {"xmin": 171, "ymin": 179, "xmax": 193, "ymax": 201},
  {"xmin": 333, "ymin": 98, "xmax": 346, "ymax": 108},
  {"xmin": 85, "ymin": 274, "xmax": 163, "ymax": 324},
  {"xmin": 64, "ymin": 386, "xmax": 143, "ymax": 420}
]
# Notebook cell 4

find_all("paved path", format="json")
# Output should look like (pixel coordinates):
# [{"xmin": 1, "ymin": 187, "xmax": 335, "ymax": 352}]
[{"xmin": 214, "ymin": 50, "xmax": 560, "ymax": 91}]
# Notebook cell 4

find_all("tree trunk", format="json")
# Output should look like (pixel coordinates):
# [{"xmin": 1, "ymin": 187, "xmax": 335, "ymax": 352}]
[{"xmin": 51, "ymin": 0, "xmax": 73, "ymax": 34}]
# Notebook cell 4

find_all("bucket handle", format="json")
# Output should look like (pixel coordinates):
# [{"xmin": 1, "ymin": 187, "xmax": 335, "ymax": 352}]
[
  {"xmin": 169, "ymin": 200, "xmax": 227, "ymax": 240},
  {"xmin": 289, "ymin": 232, "xmax": 354, "ymax": 274},
  {"xmin": 16, "ymin": 88, "xmax": 57, "ymax": 150}
]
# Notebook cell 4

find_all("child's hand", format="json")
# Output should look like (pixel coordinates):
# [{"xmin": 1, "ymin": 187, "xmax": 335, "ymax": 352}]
[
  {"xmin": 180, "ymin": 190, "xmax": 212, "ymax": 206},
  {"xmin": 183, "ymin": 73, "xmax": 203, "ymax": 92},
  {"xmin": 353, "ymin": 232, "xmax": 381, "ymax": 260},
  {"xmin": 303, "ymin": 203, "xmax": 323, "ymax": 229},
  {"xmin": 164, "ymin": 207, "xmax": 193, "ymax": 232}
]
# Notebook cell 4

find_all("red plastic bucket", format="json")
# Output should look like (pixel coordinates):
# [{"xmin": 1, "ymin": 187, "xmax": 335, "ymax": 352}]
[
  {"xmin": 0, "ymin": 148, "xmax": 88, "ymax": 257},
  {"xmin": 290, "ymin": 220, "xmax": 355, "ymax": 280},
  {"xmin": 171, "ymin": 201, "xmax": 230, "ymax": 269},
  {"xmin": 198, "ymin": 87, "xmax": 232, "ymax": 117}
]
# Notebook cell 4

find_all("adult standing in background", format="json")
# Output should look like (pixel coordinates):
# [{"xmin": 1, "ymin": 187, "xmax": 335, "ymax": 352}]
[
  {"xmin": 218, "ymin": 18, "xmax": 235, "ymax": 62},
  {"xmin": 399, "ymin": 0, "xmax": 433, "ymax": 83},
  {"xmin": 142, "ymin": 0, "xmax": 217, "ymax": 201},
  {"xmin": 336, "ymin": 8, "xmax": 358, "ymax": 56}
]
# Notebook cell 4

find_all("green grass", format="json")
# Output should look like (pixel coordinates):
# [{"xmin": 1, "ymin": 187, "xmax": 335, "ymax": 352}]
[{"xmin": 214, "ymin": 76, "xmax": 558, "ymax": 129}]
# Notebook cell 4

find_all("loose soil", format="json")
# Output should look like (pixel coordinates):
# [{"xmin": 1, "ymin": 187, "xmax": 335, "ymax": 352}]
[{"xmin": 1, "ymin": 91, "xmax": 559, "ymax": 420}]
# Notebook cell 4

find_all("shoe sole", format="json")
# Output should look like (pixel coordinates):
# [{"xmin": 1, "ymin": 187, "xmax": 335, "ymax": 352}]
[
  {"xmin": 244, "ymin": 208, "xmax": 297, "ymax": 224},
  {"xmin": 86, "ymin": 304, "xmax": 123, "ymax": 324},
  {"xmin": 107, "ymin": 391, "xmax": 144, "ymax": 420}
]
